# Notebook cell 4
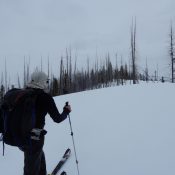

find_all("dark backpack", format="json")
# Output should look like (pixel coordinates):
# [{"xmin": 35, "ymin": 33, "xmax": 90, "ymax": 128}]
[
  {"xmin": 0, "ymin": 109, "xmax": 3, "ymax": 134},
  {"xmin": 1, "ymin": 88, "xmax": 38, "ymax": 147}
]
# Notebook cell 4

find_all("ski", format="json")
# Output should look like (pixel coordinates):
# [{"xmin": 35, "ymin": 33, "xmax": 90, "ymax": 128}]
[
  {"xmin": 49, "ymin": 148, "xmax": 71, "ymax": 175},
  {"xmin": 48, "ymin": 171, "xmax": 67, "ymax": 175},
  {"xmin": 60, "ymin": 171, "xmax": 67, "ymax": 175}
]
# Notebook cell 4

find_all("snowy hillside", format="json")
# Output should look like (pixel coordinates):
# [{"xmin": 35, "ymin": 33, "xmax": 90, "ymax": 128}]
[{"xmin": 0, "ymin": 82, "xmax": 175, "ymax": 175}]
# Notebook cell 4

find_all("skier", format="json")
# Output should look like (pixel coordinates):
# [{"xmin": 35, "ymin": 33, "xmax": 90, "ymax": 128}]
[{"xmin": 20, "ymin": 70, "xmax": 71, "ymax": 175}]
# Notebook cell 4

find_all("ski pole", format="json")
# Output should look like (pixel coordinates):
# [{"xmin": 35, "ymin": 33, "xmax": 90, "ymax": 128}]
[{"xmin": 66, "ymin": 102, "xmax": 80, "ymax": 175}]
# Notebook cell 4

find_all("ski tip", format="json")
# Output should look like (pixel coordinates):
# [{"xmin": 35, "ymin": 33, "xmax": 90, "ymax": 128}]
[
  {"xmin": 60, "ymin": 171, "xmax": 67, "ymax": 175},
  {"xmin": 48, "ymin": 172, "xmax": 67, "ymax": 175},
  {"xmin": 66, "ymin": 148, "xmax": 71, "ymax": 152},
  {"xmin": 65, "ymin": 148, "xmax": 71, "ymax": 155}
]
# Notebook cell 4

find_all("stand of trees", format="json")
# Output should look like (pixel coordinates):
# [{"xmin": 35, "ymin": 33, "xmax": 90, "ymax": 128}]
[
  {"xmin": 0, "ymin": 21, "xmax": 174, "ymax": 98},
  {"xmin": 50, "ymin": 53, "xmax": 137, "ymax": 96}
]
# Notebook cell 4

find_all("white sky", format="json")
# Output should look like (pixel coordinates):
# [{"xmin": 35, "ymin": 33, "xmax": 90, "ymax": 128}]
[{"xmin": 0, "ymin": 0, "xmax": 175, "ymax": 85}]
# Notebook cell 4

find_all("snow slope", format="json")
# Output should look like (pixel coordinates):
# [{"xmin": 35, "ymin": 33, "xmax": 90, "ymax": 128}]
[{"xmin": 0, "ymin": 82, "xmax": 175, "ymax": 175}]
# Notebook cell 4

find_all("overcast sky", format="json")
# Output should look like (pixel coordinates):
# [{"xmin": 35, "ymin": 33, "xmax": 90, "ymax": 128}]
[{"xmin": 0, "ymin": 0, "xmax": 174, "ymax": 85}]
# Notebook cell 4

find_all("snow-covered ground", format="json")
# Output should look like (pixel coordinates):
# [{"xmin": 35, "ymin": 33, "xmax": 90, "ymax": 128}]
[{"xmin": 0, "ymin": 82, "xmax": 175, "ymax": 175}]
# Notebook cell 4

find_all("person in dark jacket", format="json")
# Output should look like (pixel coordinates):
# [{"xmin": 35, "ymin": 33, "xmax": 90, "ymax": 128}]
[{"xmin": 21, "ymin": 70, "xmax": 71, "ymax": 175}]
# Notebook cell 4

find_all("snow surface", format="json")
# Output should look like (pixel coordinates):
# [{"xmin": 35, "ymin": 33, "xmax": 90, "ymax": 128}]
[{"xmin": 0, "ymin": 82, "xmax": 175, "ymax": 175}]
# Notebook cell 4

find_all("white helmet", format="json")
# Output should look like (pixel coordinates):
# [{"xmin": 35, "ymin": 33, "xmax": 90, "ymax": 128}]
[{"xmin": 27, "ymin": 70, "xmax": 49, "ymax": 90}]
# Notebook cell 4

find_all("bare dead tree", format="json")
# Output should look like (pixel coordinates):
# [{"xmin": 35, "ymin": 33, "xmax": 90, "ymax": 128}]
[
  {"xmin": 26, "ymin": 57, "xmax": 30, "ymax": 84},
  {"xmin": 145, "ymin": 58, "xmax": 149, "ymax": 82},
  {"xmin": 114, "ymin": 54, "xmax": 120, "ymax": 85},
  {"xmin": 69, "ymin": 48, "xmax": 72, "ymax": 92},
  {"xmin": 95, "ymin": 58, "xmax": 99, "ymax": 88},
  {"xmin": 120, "ymin": 56, "xmax": 124, "ymax": 85},
  {"xmin": 47, "ymin": 56, "xmax": 50, "ymax": 90},
  {"xmin": 41, "ymin": 56, "xmax": 43, "ymax": 72},
  {"xmin": 1, "ymin": 72, "xmax": 4, "ymax": 87},
  {"xmin": 59, "ymin": 56, "xmax": 64, "ymax": 94},
  {"xmin": 0, "ymin": 72, "xmax": 5, "ymax": 102},
  {"xmin": 5, "ymin": 58, "xmax": 7, "ymax": 92},
  {"xmin": 169, "ymin": 22, "xmax": 175, "ymax": 83},
  {"xmin": 130, "ymin": 18, "xmax": 137, "ymax": 84},
  {"xmin": 0, "ymin": 84, "xmax": 5, "ymax": 103},
  {"xmin": 66, "ymin": 48, "xmax": 69, "ymax": 76},
  {"xmin": 73, "ymin": 54, "xmax": 78, "ymax": 92},
  {"xmin": 17, "ymin": 73, "xmax": 21, "ymax": 88},
  {"xmin": 23, "ymin": 56, "xmax": 26, "ymax": 87},
  {"xmin": 47, "ymin": 56, "xmax": 50, "ymax": 78}
]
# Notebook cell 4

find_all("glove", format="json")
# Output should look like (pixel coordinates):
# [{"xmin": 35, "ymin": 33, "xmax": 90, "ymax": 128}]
[{"xmin": 63, "ymin": 102, "xmax": 72, "ymax": 114}]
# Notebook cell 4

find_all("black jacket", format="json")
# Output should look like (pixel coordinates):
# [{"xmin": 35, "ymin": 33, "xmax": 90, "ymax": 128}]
[
  {"xmin": 22, "ymin": 88, "xmax": 67, "ymax": 153},
  {"xmin": 34, "ymin": 89, "xmax": 67, "ymax": 129}
]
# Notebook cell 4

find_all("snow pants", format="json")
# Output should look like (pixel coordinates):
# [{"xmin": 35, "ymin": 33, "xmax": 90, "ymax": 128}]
[
  {"xmin": 23, "ymin": 149, "xmax": 46, "ymax": 175},
  {"xmin": 20, "ymin": 137, "xmax": 47, "ymax": 175}
]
